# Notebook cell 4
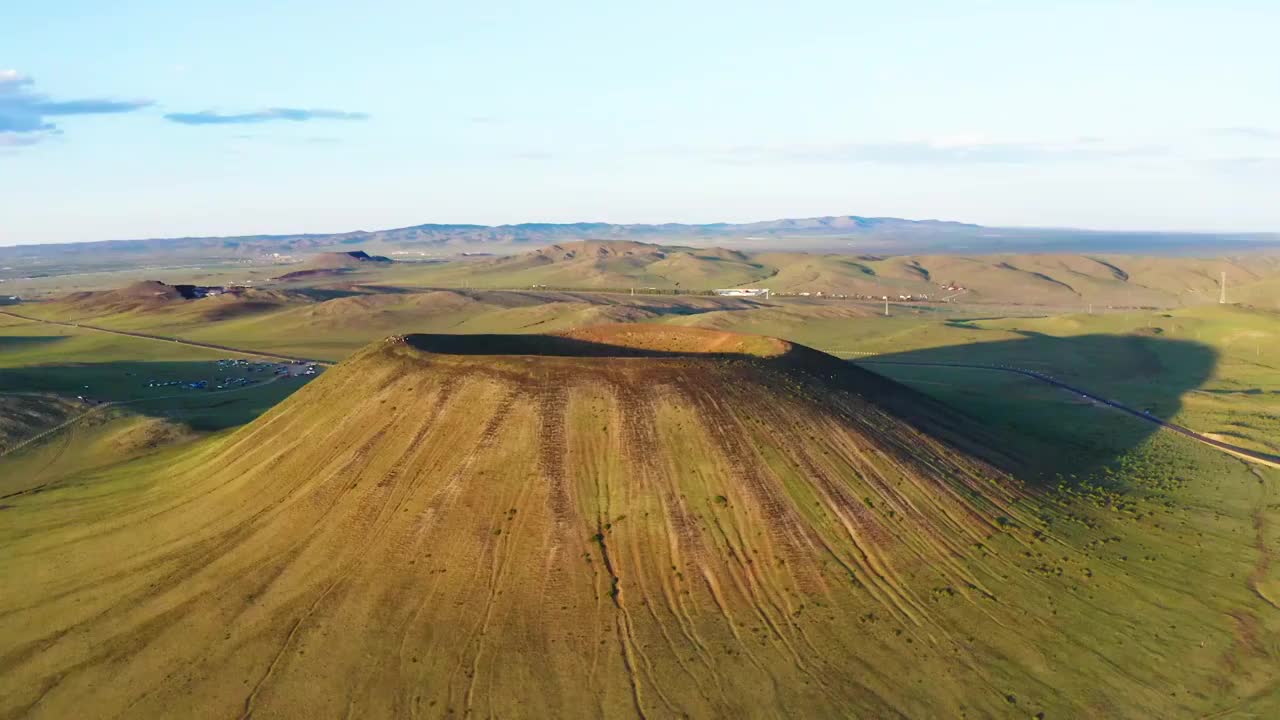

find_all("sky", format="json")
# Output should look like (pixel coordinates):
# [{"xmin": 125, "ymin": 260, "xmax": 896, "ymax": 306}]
[{"xmin": 2, "ymin": 0, "xmax": 1278, "ymax": 245}]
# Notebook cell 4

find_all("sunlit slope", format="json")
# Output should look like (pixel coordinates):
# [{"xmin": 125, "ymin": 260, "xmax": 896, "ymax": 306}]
[
  {"xmin": 400, "ymin": 241, "xmax": 1280, "ymax": 307},
  {"xmin": 753, "ymin": 253, "xmax": 1280, "ymax": 306},
  {"xmin": 123, "ymin": 290, "xmax": 765, "ymax": 360},
  {"xmin": 2, "ymin": 325, "xmax": 1275, "ymax": 718},
  {"xmin": 1235, "ymin": 275, "xmax": 1280, "ymax": 309},
  {"xmin": 402, "ymin": 240, "xmax": 772, "ymax": 289}
]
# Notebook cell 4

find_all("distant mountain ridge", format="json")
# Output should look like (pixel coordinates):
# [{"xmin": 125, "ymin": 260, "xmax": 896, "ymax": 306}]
[
  {"xmin": 404, "ymin": 239, "xmax": 1280, "ymax": 308},
  {"xmin": 3, "ymin": 215, "xmax": 1278, "ymax": 260}
]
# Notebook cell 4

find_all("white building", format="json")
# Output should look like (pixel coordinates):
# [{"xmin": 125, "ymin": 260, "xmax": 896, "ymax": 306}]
[{"xmin": 715, "ymin": 288, "xmax": 771, "ymax": 298}]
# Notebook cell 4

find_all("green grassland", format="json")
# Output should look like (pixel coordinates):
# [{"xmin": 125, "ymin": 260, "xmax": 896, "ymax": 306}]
[
  {"xmin": 12, "ymin": 239, "xmax": 1279, "ymax": 312},
  {"xmin": 16, "ymin": 289, "xmax": 770, "ymax": 362},
  {"xmin": 666, "ymin": 303, "xmax": 1280, "ymax": 458},
  {"xmin": 10, "ymin": 288, "xmax": 1277, "ymax": 462},
  {"xmin": 2, "ymin": 326, "xmax": 1278, "ymax": 717},
  {"xmin": 10, "ymin": 284, "xmax": 1277, "ymax": 459},
  {"xmin": 0, "ymin": 315, "xmax": 314, "ymax": 403},
  {"xmin": 0, "ymin": 259, "xmax": 287, "ymax": 298},
  {"xmin": 0, "ymin": 313, "xmax": 319, "ymax": 497},
  {"xmin": 379, "ymin": 245, "xmax": 1280, "ymax": 310},
  {"xmin": 2, "ymin": 270, "xmax": 1279, "ymax": 717}
]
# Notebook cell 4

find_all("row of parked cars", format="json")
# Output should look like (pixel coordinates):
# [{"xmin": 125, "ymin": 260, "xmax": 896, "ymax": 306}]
[{"xmin": 139, "ymin": 357, "xmax": 320, "ymax": 393}]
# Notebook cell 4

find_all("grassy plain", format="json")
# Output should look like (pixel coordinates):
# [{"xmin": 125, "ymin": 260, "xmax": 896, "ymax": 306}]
[
  {"xmin": 0, "ymin": 313, "xmax": 318, "ymax": 497},
  {"xmin": 2, "ymin": 268, "xmax": 1279, "ymax": 717},
  {"xmin": 9, "ymin": 238, "xmax": 1280, "ymax": 311},
  {"xmin": 1, "ymin": 326, "xmax": 1277, "ymax": 718}
]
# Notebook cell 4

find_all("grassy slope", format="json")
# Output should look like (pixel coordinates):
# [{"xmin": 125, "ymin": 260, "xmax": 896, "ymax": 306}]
[
  {"xmin": 8, "ymin": 241, "xmax": 1280, "ymax": 310},
  {"xmin": 2, "ymin": 328, "xmax": 1278, "ymax": 718},
  {"xmin": 27, "ymin": 290, "xmax": 763, "ymax": 362},
  {"xmin": 1235, "ymin": 276, "xmax": 1280, "ymax": 310},
  {"xmin": 0, "ymin": 394, "xmax": 78, "ymax": 452},
  {"xmin": 389, "ymin": 246, "xmax": 1280, "ymax": 308},
  {"xmin": 15, "ymin": 284, "xmax": 1276, "ymax": 454},
  {"xmin": 748, "ymin": 253, "xmax": 1280, "ymax": 306},
  {"xmin": 669, "ymin": 303, "xmax": 1280, "ymax": 458},
  {"xmin": 15, "ymin": 283, "xmax": 1276, "ymax": 452},
  {"xmin": 395, "ymin": 243, "xmax": 771, "ymax": 290},
  {"xmin": 0, "ymin": 314, "xmax": 311, "ymax": 405},
  {"xmin": 0, "ymin": 313, "xmax": 318, "ymax": 495}
]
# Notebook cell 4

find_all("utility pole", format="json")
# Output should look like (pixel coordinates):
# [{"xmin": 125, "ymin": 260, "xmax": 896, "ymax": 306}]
[
  {"xmin": 884, "ymin": 300, "xmax": 889, "ymax": 317},
  {"xmin": 1088, "ymin": 303, "xmax": 1093, "ymax": 315},
  {"xmin": 1220, "ymin": 271, "xmax": 1227, "ymax": 304}
]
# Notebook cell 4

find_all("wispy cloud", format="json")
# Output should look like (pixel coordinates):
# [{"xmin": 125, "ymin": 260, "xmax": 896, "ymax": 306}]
[
  {"xmin": 0, "ymin": 70, "xmax": 31, "ymax": 90},
  {"xmin": 0, "ymin": 131, "xmax": 45, "ymax": 147},
  {"xmin": 701, "ymin": 137, "xmax": 1164, "ymax": 166},
  {"xmin": 1205, "ymin": 156, "xmax": 1280, "ymax": 175},
  {"xmin": 1209, "ymin": 126, "xmax": 1280, "ymax": 141},
  {"xmin": 0, "ymin": 70, "xmax": 153, "ymax": 146},
  {"xmin": 164, "ymin": 108, "xmax": 368, "ymax": 125}
]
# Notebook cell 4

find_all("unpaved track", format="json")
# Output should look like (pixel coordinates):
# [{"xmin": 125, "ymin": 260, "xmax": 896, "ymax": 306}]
[
  {"xmin": 0, "ymin": 376, "xmax": 285, "ymax": 468},
  {"xmin": 0, "ymin": 309, "xmax": 333, "ymax": 366},
  {"xmin": 851, "ymin": 358, "xmax": 1280, "ymax": 467},
  {"xmin": 1, "ymin": 326, "xmax": 1275, "ymax": 718}
]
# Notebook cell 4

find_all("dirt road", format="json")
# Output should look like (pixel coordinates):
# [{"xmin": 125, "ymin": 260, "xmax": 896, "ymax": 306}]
[
  {"xmin": 0, "ymin": 309, "xmax": 333, "ymax": 366},
  {"xmin": 853, "ymin": 358, "xmax": 1280, "ymax": 467}
]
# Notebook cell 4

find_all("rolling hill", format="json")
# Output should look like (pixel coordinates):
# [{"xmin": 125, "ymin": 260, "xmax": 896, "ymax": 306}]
[
  {"xmin": 38, "ymin": 282, "xmax": 308, "ymax": 324},
  {"xmin": 55, "ymin": 280, "xmax": 209, "ymax": 314},
  {"xmin": 401, "ymin": 241, "xmax": 1280, "ymax": 308},
  {"xmin": 3, "ymin": 215, "xmax": 1277, "ymax": 274},
  {"xmin": 406, "ymin": 240, "xmax": 771, "ymax": 290},
  {"xmin": 272, "ymin": 250, "xmax": 394, "ymax": 281},
  {"xmin": 32, "ymin": 288, "xmax": 769, "ymax": 361},
  {"xmin": 9, "ymin": 236, "xmax": 1280, "ymax": 311},
  {"xmin": 3, "ymin": 325, "xmax": 1275, "ymax": 717},
  {"xmin": 752, "ymin": 252, "xmax": 1280, "ymax": 306},
  {"xmin": 0, "ymin": 394, "xmax": 80, "ymax": 453}
]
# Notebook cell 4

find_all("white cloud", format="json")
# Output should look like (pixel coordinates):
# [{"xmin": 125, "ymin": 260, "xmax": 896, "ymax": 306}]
[
  {"xmin": 0, "ymin": 70, "xmax": 152, "ymax": 148},
  {"xmin": 0, "ymin": 69, "xmax": 32, "ymax": 88}
]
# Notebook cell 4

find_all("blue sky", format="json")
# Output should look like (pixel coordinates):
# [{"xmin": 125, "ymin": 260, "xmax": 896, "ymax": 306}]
[{"xmin": 2, "ymin": 0, "xmax": 1278, "ymax": 245}]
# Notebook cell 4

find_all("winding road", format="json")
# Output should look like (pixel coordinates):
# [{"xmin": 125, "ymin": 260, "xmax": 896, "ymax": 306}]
[
  {"xmin": 0, "ymin": 308, "xmax": 328, "ymax": 472},
  {"xmin": 851, "ymin": 358, "xmax": 1280, "ymax": 467},
  {"xmin": 0, "ymin": 309, "xmax": 333, "ymax": 366},
  {"xmin": 4, "ymin": 306, "xmax": 1275, "ymax": 467}
]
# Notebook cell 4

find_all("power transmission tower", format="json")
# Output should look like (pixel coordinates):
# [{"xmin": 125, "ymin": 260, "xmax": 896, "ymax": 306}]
[
  {"xmin": 884, "ymin": 300, "xmax": 889, "ymax": 317},
  {"xmin": 1220, "ymin": 271, "xmax": 1227, "ymax": 304}
]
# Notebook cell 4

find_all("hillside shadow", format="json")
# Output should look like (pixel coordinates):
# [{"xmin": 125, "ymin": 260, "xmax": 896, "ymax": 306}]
[
  {"xmin": 0, "ymin": 335, "xmax": 69, "ymax": 352},
  {"xmin": 848, "ymin": 333, "xmax": 1221, "ymax": 485},
  {"xmin": 0, "ymin": 359, "xmax": 315, "ymax": 432},
  {"xmin": 290, "ymin": 285, "xmax": 422, "ymax": 301}
]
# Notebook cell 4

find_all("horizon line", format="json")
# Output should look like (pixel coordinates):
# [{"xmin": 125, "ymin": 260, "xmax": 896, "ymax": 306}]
[{"xmin": 3, "ymin": 214, "xmax": 1280, "ymax": 250}]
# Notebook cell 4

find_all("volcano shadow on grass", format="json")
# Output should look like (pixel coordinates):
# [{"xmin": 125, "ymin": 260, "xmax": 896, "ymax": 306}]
[
  {"xmin": 0, "ymin": 335, "xmax": 70, "ymax": 352},
  {"xmin": 0, "ymin": 359, "xmax": 315, "ymax": 432},
  {"xmin": 852, "ymin": 332, "xmax": 1219, "ymax": 483}
]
